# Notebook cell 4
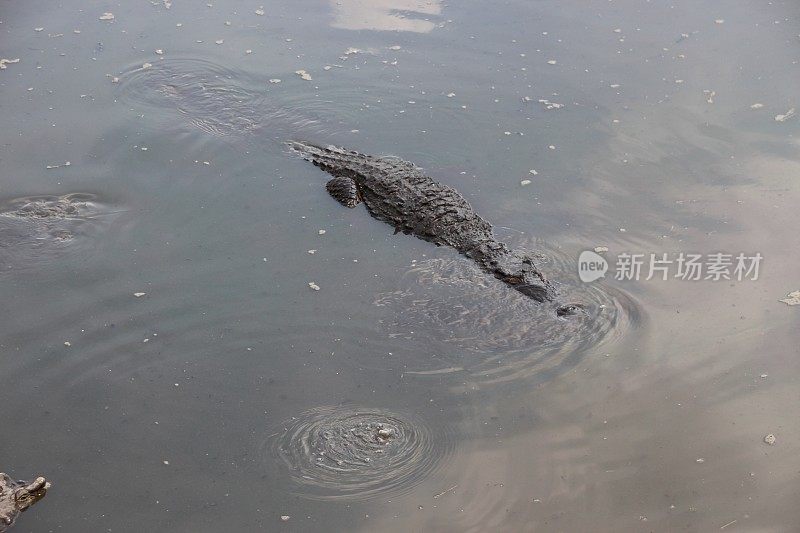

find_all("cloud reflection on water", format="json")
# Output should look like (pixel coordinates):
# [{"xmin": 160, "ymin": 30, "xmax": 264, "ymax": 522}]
[{"xmin": 330, "ymin": 0, "xmax": 442, "ymax": 32}]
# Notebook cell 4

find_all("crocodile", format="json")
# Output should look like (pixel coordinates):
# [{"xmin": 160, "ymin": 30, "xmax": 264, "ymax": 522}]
[
  {"xmin": 0, "ymin": 473, "xmax": 49, "ymax": 532},
  {"xmin": 290, "ymin": 141, "xmax": 579, "ymax": 315}
]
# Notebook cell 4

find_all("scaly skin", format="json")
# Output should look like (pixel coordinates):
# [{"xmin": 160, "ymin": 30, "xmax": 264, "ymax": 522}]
[
  {"xmin": 290, "ymin": 141, "xmax": 561, "ymax": 303},
  {"xmin": 0, "ymin": 474, "xmax": 49, "ymax": 532}
]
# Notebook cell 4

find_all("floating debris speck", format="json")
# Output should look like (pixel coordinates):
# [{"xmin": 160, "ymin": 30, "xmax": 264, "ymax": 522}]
[
  {"xmin": 268, "ymin": 78, "xmax": 281, "ymax": 84},
  {"xmin": 99, "ymin": 12, "xmax": 115, "ymax": 21},
  {"xmin": 295, "ymin": 69, "xmax": 312, "ymax": 81},
  {"xmin": 764, "ymin": 434, "xmax": 776, "ymax": 445},
  {"xmin": 134, "ymin": 292, "xmax": 146, "ymax": 297},
  {"xmin": 774, "ymin": 108, "xmax": 795, "ymax": 122},
  {"xmin": 215, "ymin": 39, "xmax": 224, "ymax": 45},
  {"xmin": 0, "ymin": 58, "xmax": 20, "ymax": 70},
  {"xmin": 308, "ymin": 282, "xmax": 320, "ymax": 291},
  {"xmin": 547, "ymin": 59, "xmax": 557, "ymax": 65},
  {"xmin": 520, "ymin": 179, "xmax": 532, "ymax": 186},
  {"xmin": 750, "ymin": 103, "xmax": 764, "ymax": 109},
  {"xmin": 255, "ymin": 8, "xmax": 265, "ymax": 16},
  {"xmin": 779, "ymin": 290, "xmax": 800, "ymax": 305},
  {"xmin": 538, "ymin": 98, "xmax": 563, "ymax": 110}
]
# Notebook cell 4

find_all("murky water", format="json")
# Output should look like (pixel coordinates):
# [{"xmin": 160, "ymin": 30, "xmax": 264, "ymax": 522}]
[{"xmin": 1, "ymin": 0, "xmax": 798, "ymax": 531}]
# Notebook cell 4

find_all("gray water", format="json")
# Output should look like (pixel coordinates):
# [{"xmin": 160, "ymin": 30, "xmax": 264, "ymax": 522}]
[{"xmin": 1, "ymin": 0, "xmax": 799, "ymax": 531}]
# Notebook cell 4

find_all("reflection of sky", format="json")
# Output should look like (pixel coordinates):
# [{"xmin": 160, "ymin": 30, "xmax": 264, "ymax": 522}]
[{"xmin": 330, "ymin": 0, "xmax": 442, "ymax": 32}]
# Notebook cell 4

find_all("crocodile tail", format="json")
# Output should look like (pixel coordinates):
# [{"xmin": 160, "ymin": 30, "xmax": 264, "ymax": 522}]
[
  {"xmin": 287, "ymin": 140, "xmax": 358, "ymax": 165},
  {"xmin": 290, "ymin": 139, "xmax": 376, "ymax": 163},
  {"xmin": 286, "ymin": 140, "xmax": 329, "ymax": 161}
]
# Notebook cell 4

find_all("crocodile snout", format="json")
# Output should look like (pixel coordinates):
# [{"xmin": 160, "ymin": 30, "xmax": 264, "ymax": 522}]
[{"xmin": 514, "ymin": 282, "xmax": 554, "ymax": 302}]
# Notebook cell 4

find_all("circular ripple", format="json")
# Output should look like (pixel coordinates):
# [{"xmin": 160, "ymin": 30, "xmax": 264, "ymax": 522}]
[
  {"xmin": 0, "ymin": 193, "xmax": 119, "ymax": 273},
  {"xmin": 114, "ymin": 58, "xmax": 484, "ymax": 147},
  {"xmin": 268, "ymin": 406, "xmax": 452, "ymax": 501},
  {"xmin": 373, "ymin": 243, "xmax": 642, "ymax": 386},
  {"xmin": 115, "ymin": 58, "xmax": 340, "ymax": 140},
  {"xmin": 117, "ymin": 58, "xmax": 269, "ymax": 137}
]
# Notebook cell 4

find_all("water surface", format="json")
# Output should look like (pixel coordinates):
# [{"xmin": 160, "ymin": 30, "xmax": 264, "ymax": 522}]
[{"xmin": 1, "ymin": 0, "xmax": 798, "ymax": 531}]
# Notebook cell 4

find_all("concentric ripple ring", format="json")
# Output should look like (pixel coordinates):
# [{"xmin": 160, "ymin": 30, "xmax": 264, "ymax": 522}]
[{"xmin": 268, "ymin": 406, "xmax": 454, "ymax": 501}]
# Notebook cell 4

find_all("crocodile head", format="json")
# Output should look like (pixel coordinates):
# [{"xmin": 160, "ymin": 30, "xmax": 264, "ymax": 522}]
[
  {"xmin": 515, "ymin": 280, "xmax": 586, "ymax": 317},
  {"xmin": 0, "ymin": 474, "xmax": 50, "ymax": 531},
  {"xmin": 493, "ymin": 251, "xmax": 556, "ymax": 302},
  {"xmin": 493, "ymin": 252, "xmax": 586, "ymax": 317}
]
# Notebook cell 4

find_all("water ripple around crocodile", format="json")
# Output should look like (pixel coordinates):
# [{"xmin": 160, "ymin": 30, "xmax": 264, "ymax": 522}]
[
  {"xmin": 0, "ymin": 193, "xmax": 119, "ymax": 275},
  {"xmin": 373, "ymin": 244, "xmax": 643, "ymax": 387}
]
